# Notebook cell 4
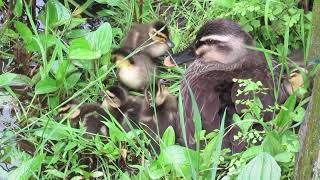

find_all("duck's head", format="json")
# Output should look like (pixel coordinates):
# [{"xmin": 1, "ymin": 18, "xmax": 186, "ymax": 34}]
[
  {"xmin": 101, "ymin": 86, "xmax": 128, "ymax": 109},
  {"xmin": 144, "ymin": 21, "xmax": 175, "ymax": 58},
  {"xmin": 164, "ymin": 19, "xmax": 253, "ymax": 66}
]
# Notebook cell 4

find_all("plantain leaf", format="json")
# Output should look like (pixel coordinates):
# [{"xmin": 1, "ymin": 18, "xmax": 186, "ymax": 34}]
[
  {"xmin": 161, "ymin": 126, "xmax": 175, "ymax": 148},
  {"xmin": 237, "ymin": 152, "xmax": 281, "ymax": 180}
]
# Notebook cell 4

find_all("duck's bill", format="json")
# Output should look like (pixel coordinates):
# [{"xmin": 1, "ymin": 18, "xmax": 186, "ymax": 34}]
[{"xmin": 163, "ymin": 48, "xmax": 196, "ymax": 67}]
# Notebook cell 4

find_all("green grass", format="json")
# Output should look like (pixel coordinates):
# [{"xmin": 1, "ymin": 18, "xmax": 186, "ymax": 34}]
[{"xmin": 0, "ymin": 0, "xmax": 313, "ymax": 179}]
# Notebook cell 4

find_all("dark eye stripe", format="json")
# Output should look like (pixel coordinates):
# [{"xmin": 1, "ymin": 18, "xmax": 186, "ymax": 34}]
[{"xmin": 196, "ymin": 39, "xmax": 220, "ymax": 48}]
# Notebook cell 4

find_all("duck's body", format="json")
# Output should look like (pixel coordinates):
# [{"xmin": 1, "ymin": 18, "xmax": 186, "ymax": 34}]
[{"xmin": 172, "ymin": 19, "xmax": 288, "ymax": 152}]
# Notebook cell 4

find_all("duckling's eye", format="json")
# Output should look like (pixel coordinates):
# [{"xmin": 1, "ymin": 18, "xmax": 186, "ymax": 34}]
[{"xmin": 111, "ymin": 56, "xmax": 117, "ymax": 63}]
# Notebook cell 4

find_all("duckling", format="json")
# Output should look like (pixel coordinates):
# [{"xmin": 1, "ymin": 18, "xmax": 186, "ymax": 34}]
[
  {"xmin": 283, "ymin": 70, "xmax": 305, "ymax": 96},
  {"xmin": 123, "ymin": 21, "xmax": 174, "ymax": 58},
  {"xmin": 101, "ymin": 85, "xmax": 144, "ymax": 131},
  {"xmin": 172, "ymin": 19, "xmax": 288, "ymax": 151},
  {"xmin": 112, "ymin": 48, "xmax": 156, "ymax": 90},
  {"xmin": 141, "ymin": 79, "xmax": 179, "ymax": 143},
  {"xmin": 103, "ymin": 80, "xmax": 178, "ymax": 150},
  {"xmin": 58, "ymin": 99, "xmax": 109, "ymax": 137},
  {"xmin": 282, "ymin": 49, "xmax": 308, "ymax": 97}
]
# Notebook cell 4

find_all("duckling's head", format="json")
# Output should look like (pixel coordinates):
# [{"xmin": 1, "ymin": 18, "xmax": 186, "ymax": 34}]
[
  {"xmin": 112, "ymin": 48, "xmax": 133, "ymax": 69},
  {"xmin": 283, "ymin": 69, "xmax": 305, "ymax": 95},
  {"xmin": 165, "ymin": 19, "xmax": 253, "ymax": 66},
  {"xmin": 101, "ymin": 86, "xmax": 128, "ymax": 109},
  {"xmin": 146, "ymin": 21, "xmax": 174, "ymax": 57},
  {"xmin": 155, "ymin": 79, "xmax": 172, "ymax": 106}
]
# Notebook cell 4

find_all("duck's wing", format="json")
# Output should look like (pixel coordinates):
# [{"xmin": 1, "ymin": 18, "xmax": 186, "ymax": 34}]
[{"xmin": 180, "ymin": 76, "xmax": 221, "ymax": 149}]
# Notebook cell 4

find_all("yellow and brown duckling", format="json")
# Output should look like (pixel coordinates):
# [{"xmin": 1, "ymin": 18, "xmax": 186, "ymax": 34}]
[
  {"xmin": 281, "ymin": 49, "xmax": 309, "ymax": 97},
  {"xmin": 112, "ymin": 48, "xmax": 156, "ymax": 90},
  {"xmin": 123, "ymin": 21, "xmax": 174, "ymax": 58},
  {"xmin": 112, "ymin": 22, "xmax": 174, "ymax": 91}
]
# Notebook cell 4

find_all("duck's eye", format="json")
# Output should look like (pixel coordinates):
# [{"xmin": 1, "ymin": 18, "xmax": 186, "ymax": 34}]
[{"xmin": 205, "ymin": 39, "xmax": 220, "ymax": 44}]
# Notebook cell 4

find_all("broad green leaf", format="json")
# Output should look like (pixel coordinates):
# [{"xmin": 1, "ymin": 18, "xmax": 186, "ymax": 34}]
[
  {"xmin": 65, "ymin": 72, "xmax": 81, "ymax": 89},
  {"xmin": 281, "ymin": 131, "xmax": 300, "ymax": 153},
  {"xmin": 91, "ymin": 171, "xmax": 104, "ymax": 178},
  {"xmin": 262, "ymin": 131, "xmax": 284, "ymax": 156},
  {"xmin": 274, "ymin": 152, "xmax": 293, "ymax": 163},
  {"xmin": 8, "ymin": 154, "xmax": 45, "ymax": 180},
  {"xmin": 161, "ymin": 126, "xmax": 175, "ymax": 148},
  {"xmin": 15, "ymin": 21, "xmax": 33, "ymax": 42},
  {"xmin": 3, "ymin": 28, "xmax": 19, "ymax": 38},
  {"xmin": 48, "ymin": 95, "xmax": 59, "ymax": 109},
  {"xmin": 292, "ymin": 106, "xmax": 305, "ymax": 123},
  {"xmin": 68, "ymin": 38, "xmax": 101, "ymax": 59},
  {"xmin": 34, "ymin": 124, "xmax": 69, "ymax": 140},
  {"xmin": 148, "ymin": 161, "xmax": 170, "ymax": 179},
  {"xmin": 156, "ymin": 145, "xmax": 197, "ymax": 178},
  {"xmin": 273, "ymin": 95, "xmax": 296, "ymax": 127},
  {"xmin": 26, "ymin": 34, "xmax": 57, "ymax": 52},
  {"xmin": 85, "ymin": 22, "xmax": 112, "ymax": 54},
  {"xmin": 0, "ymin": 0, "xmax": 3, "ymax": 7},
  {"xmin": 39, "ymin": 0, "xmax": 71, "ymax": 27},
  {"xmin": 45, "ymin": 169, "xmax": 65, "ymax": 178},
  {"xmin": 237, "ymin": 152, "xmax": 281, "ymax": 180},
  {"xmin": 241, "ymin": 146, "xmax": 263, "ymax": 161},
  {"xmin": 35, "ymin": 77, "xmax": 59, "ymax": 94},
  {"xmin": 0, "ymin": 72, "xmax": 32, "ymax": 87},
  {"xmin": 67, "ymin": 18, "xmax": 87, "ymax": 30},
  {"xmin": 65, "ymin": 29, "xmax": 90, "ymax": 39},
  {"xmin": 13, "ymin": 0, "xmax": 23, "ymax": 17},
  {"xmin": 55, "ymin": 59, "xmax": 70, "ymax": 82}
]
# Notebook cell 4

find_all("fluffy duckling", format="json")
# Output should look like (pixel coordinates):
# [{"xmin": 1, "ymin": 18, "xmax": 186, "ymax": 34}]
[
  {"xmin": 112, "ymin": 48, "xmax": 156, "ymax": 90},
  {"xmin": 141, "ymin": 79, "xmax": 179, "ymax": 141},
  {"xmin": 58, "ymin": 99, "xmax": 109, "ymax": 137},
  {"xmin": 282, "ymin": 70, "xmax": 305, "ymax": 96},
  {"xmin": 123, "ymin": 21, "xmax": 174, "ymax": 58},
  {"xmin": 101, "ymin": 85, "xmax": 144, "ymax": 130},
  {"xmin": 103, "ymin": 80, "xmax": 178, "ymax": 150}
]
